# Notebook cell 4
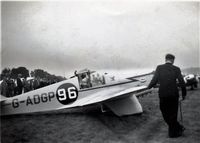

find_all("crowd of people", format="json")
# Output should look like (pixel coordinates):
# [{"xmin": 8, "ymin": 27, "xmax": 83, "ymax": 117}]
[{"xmin": 0, "ymin": 74, "xmax": 58, "ymax": 97}]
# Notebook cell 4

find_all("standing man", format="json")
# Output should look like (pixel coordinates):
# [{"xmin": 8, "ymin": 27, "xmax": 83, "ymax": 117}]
[
  {"xmin": 16, "ymin": 74, "xmax": 23, "ymax": 95},
  {"xmin": 148, "ymin": 54, "xmax": 187, "ymax": 138},
  {"xmin": 1, "ymin": 77, "xmax": 8, "ymax": 97}
]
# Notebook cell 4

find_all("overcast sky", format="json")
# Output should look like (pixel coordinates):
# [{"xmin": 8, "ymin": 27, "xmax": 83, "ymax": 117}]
[{"xmin": 1, "ymin": 1, "xmax": 199, "ymax": 76}]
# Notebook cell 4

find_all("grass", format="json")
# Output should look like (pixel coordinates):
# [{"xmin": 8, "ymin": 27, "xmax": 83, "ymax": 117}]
[{"xmin": 1, "ymin": 86, "xmax": 200, "ymax": 143}]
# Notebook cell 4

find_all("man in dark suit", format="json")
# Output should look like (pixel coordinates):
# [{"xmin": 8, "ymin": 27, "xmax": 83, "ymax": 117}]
[
  {"xmin": 16, "ymin": 74, "xmax": 23, "ymax": 95},
  {"xmin": 148, "ymin": 54, "xmax": 187, "ymax": 138}
]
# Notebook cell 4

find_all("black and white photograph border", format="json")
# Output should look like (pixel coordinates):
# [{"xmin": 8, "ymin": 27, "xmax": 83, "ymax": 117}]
[{"xmin": 1, "ymin": 0, "xmax": 200, "ymax": 143}]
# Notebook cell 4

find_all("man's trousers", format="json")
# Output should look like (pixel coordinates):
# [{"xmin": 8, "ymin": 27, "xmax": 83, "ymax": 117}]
[{"xmin": 159, "ymin": 97, "xmax": 183, "ymax": 137}]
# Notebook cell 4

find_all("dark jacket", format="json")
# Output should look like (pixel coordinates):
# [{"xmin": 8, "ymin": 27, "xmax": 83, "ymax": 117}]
[
  {"xmin": 148, "ymin": 63, "xmax": 186, "ymax": 98},
  {"xmin": 17, "ymin": 78, "xmax": 23, "ymax": 88}
]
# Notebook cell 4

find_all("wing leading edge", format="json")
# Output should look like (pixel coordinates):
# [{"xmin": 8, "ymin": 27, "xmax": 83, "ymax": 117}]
[
  {"xmin": 58, "ymin": 86, "xmax": 150, "ymax": 108},
  {"xmin": 58, "ymin": 85, "xmax": 151, "ymax": 116}
]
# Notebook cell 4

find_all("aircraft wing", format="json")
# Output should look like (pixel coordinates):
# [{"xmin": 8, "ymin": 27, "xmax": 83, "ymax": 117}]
[{"xmin": 58, "ymin": 85, "xmax": 150, "ymax": 109}]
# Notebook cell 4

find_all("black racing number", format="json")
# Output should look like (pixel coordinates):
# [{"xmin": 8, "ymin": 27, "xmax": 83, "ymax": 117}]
[{"xmin": 56, "ymin": 83, "xmax": 78, "ymax": 105}]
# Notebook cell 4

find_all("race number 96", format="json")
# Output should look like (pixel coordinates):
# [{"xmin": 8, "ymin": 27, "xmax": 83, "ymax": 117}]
[{"xmin": 56, "ymin": 83, "xmax": 78, "ymax": 105}]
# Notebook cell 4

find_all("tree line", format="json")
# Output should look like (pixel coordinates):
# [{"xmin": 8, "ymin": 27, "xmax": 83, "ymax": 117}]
[{"xmin": 0, "ymin": 67, "xmax": 66, "ymax": 82}]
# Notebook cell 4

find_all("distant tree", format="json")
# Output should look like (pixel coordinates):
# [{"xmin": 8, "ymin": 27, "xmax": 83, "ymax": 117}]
[
  {"xmin": 1, "ymin": 68, "xmax": 11, "ymax": 79},
  {"xmin": 11, "ymin": 67, "xmax": 29, "ymax": 79},
  {"xmin": 18, "ymin": 67, "xmax": 29, "ymax": 78},
  {"xmin": 10, "ymin": 68, "xmax": 18, "ymax": 79},
  {"xmin": 34, "ymin": 69, "xmax": 46, "ymax": 78},
  {"xmin": 56, "ymin": 76, "xmax": 66, "ymax": 81},
  {"xmin": 33, "ymin": 69, "xmax": 66, "ymax": 82}
]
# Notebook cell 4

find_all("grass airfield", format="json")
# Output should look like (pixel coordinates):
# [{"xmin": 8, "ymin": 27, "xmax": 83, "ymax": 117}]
[{"xmin": 1, "ymin": 86, "xmax": 200, "ymax": 143}]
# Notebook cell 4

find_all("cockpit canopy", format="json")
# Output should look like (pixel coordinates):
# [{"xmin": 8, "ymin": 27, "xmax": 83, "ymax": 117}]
[{"xmin": 74, "ymin": 69, "xmax": 106, "ymax": 89}]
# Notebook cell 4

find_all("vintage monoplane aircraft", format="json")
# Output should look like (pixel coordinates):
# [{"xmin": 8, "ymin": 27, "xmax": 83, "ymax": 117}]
[{"xmin": 1, "ymin": 69, "xmax": 153, "ymax": 116}]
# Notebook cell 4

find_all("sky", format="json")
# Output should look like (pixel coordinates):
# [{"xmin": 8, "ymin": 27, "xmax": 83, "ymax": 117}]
[{"xmin": 1, "ymin": 1, "xmax": 200, "ymax": 76}]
